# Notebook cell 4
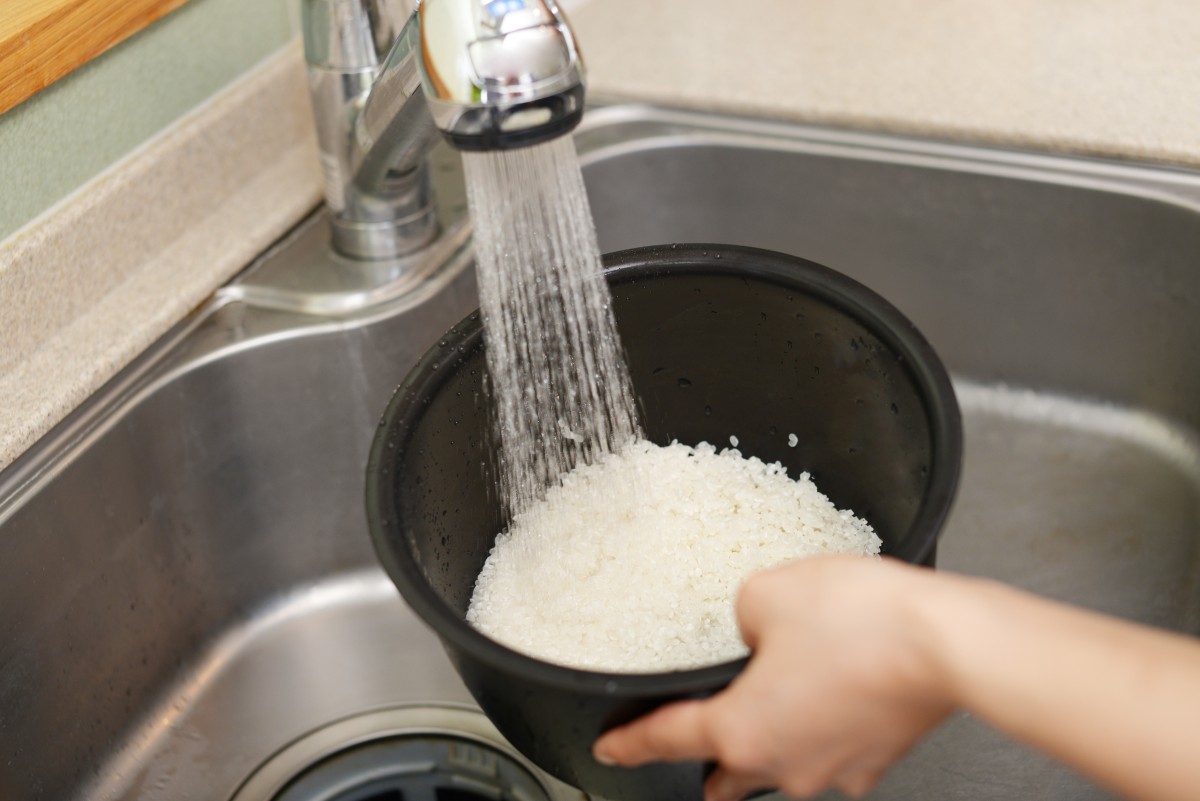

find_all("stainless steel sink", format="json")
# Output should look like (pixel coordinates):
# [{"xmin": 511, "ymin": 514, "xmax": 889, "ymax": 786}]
[{"xmin": 3, "ymin": 104, "xmax": 1200, "ymax": 801}]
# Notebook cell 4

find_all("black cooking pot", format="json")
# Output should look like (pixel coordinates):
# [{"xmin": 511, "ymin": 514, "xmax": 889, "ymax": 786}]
[{"xmin": 366, "ymin": 244, "xmax": 961, "ymax": 801}]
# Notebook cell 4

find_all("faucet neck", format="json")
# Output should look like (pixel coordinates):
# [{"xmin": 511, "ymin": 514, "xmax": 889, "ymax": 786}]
[{"xmin": 302, "ymin": 0, "xmax": 439, "ymax": 261}]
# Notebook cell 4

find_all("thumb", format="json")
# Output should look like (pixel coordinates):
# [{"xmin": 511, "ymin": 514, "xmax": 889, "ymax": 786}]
[
  {"xmin": 735, "ymin": 571, "xmax": 779, "ymax": 652},
  {"xmin": 594, "ymin": 700, "xmax": 716, "ymax": 767}
]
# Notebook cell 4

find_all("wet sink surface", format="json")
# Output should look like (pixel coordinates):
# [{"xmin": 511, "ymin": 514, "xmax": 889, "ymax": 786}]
[
  {"xmin": 577, "ymin": 107, "xmax": 1200, "ymax": 629},
  {"xmin": 3, "ymin": 105, "xmax": 1200, "ymax": 801}
]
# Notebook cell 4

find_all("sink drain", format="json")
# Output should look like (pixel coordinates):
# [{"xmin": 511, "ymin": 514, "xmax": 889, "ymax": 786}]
[
  {"xmin": 273, "ymin": 734, "xmax": 546, "ymax": 801},
  {"xmin": 230, "ymin": 706, "xmax": 586, "ymax": 801}
]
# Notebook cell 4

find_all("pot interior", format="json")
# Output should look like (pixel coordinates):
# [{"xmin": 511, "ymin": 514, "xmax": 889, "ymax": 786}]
[{"xmin": 378, "ymin": 248, "xmax": 959, "ymax": 644}]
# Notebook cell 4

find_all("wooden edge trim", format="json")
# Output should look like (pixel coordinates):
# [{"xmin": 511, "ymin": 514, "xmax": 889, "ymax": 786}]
[{"xmin": 0, "ymin": 0, "xmax": 192, "ymax": 116}]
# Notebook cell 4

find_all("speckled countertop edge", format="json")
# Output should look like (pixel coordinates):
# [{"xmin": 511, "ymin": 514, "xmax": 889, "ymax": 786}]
[{"xmin": 0, "ymin": 43, "xmax": 322, "ymax": 469}]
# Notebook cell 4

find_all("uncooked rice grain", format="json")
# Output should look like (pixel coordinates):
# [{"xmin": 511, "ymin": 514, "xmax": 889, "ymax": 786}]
[{"xmin": 467, "ymin": 438, "xmax": 880, "ymax": 673}]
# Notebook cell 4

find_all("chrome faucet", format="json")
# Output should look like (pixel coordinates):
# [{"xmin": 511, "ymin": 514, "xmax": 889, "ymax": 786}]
[{"xmin": 301, "ymin": 0, "xmax": 586, "ymax": 261}]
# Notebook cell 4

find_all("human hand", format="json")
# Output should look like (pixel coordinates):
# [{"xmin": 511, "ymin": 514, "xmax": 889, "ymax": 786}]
[{"xmin": 592, "ymin": 556, "xmax": 956, "ymax": 800}]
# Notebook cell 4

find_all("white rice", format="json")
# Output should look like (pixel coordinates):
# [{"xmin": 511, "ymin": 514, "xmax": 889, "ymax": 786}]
[{"xmin": 466, "ymin": 438, "xmax": 880, "ymax": 673}]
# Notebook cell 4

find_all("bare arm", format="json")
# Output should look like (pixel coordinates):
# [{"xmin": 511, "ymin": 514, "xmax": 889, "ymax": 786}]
[
  {"xmin": 935, "ymin": 574, "xmax": 1200, "ymax": 801},
  {"xmin": 592, "ymin": 557, "xmax": 1200, "ymax": 801}
]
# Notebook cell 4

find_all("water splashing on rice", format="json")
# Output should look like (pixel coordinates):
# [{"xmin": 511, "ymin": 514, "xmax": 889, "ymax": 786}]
[{"xmin": 463, "ymin": 137, "xmax": 643, "ymax": 517}]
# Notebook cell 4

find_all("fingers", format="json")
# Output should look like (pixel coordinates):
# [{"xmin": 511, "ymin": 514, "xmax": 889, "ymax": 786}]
[
  {"xmin": 592, "ymin": 699, "xmax": 894, "ymax": 801},
  {"xmin": 703, "ymin": 765, "xmax": 773, "ymax": 801},
  {"xmin": 706, "ymin": 757, "xmax": 886, "ymax": 801},
  {"xmin": 594, "ymin": 700, "xmax": 715, "ymax": 767},
  {"xmin": 833, "ymin": 766, "xmax": 886, "ymax": 799}
]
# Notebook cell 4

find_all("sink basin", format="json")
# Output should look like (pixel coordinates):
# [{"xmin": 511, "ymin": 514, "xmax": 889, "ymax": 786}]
[{"xmin": 3, "ymin": 104, "xmax": 1200, "ymax": 801}]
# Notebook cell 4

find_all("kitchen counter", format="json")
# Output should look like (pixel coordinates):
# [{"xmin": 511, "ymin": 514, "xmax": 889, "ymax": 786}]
[
  {"xmin": 2, "ymin": 0, "xmax": 1199, "ymax": 471},
  {"xmin": 575, "ymin": 0, "xmax": 1200, "ymax": 168}
]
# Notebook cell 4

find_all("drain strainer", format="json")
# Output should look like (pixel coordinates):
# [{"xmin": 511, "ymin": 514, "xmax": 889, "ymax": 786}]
[{"xmin": 230, "ymin": 706, "xmax": 586, "ymax": 801}]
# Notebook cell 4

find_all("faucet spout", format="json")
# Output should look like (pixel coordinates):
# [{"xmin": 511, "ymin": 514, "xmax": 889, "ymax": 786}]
[
  {"xmin": 418, "ymin": 0, "xmax": 586, "ymax": 151},
  {"xmin": 301, "ymin": 0, "xmax": 586, "ymax": 262}
]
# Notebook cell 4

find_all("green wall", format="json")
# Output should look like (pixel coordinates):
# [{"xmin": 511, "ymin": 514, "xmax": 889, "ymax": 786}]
[{"xmin": 0, "ymin": 0, "xmax": 297, "ymax": 243}]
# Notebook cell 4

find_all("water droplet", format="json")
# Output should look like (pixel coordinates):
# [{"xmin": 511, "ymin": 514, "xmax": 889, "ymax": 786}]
[
  {"xmin": 704, "ymin": 405, "xmax": 712, "ymax": 416},
  {"xmin": 677, "ymin": 378, "xmax": 692, "ymax": 388}
]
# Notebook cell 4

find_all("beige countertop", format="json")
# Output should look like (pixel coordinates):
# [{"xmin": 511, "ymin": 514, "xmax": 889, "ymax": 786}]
[
  {"xmin": 574, "ymin": 0, "xmax": 1200, "ymax": 168},
  {"xmin": 2, "ymin": 0, "xmax": 1199, "ymax": 471}
]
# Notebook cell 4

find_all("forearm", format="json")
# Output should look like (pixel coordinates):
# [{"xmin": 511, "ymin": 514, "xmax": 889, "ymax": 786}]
[{"xmin": 927, "ymin": 573, "xmax": 1200, "ymax": 801}]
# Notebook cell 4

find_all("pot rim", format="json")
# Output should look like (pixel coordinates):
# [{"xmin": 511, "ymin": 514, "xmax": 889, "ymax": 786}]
[{"xmin": 366, "ymin": 243, "xmax": 962, "ymax": 695}]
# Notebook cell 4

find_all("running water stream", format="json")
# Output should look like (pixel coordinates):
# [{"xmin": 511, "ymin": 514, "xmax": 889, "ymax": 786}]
[{"xmin": 462, "ymin": 136, "xmax": 644, "ymax": 518}]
